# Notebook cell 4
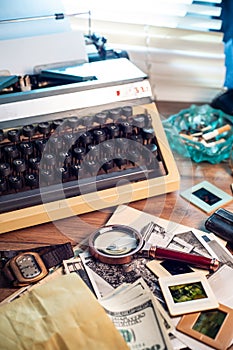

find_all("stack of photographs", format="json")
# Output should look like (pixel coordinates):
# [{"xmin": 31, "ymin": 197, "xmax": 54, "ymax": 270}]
[{"xmin": 64, "ymin": 205, "xmax": 233, "ymax": 350}]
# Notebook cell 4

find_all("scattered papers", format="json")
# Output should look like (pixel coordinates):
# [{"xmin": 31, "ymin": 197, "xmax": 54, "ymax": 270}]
[{"xmin": 0, "ymin": 274, "xmax": 129, "ymax": 350}]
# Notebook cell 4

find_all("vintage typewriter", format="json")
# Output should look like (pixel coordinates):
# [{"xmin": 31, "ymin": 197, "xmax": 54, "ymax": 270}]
[{"xmin": 0, "ymin": 45, "xmax": 179, "ymax": 234}]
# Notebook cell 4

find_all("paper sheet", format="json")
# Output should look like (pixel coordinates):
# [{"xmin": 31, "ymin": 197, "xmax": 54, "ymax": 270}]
[{"xmin": 0, "ymin": 274, "xmax": 129, "ymax": 350}]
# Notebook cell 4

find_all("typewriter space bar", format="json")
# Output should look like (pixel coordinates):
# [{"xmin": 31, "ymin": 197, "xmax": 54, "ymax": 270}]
[{"xmin": 0, "ymin": 166, "xmax": 159, "ymax": 213}]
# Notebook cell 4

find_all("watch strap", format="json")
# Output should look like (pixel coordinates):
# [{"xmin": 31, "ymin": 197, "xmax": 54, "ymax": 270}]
[
  {"xmin": 0, "ymin": 242, "xmax": 74, "ymax": 269},
  {"xmin": 2, "ymin": 264, "xmax": 15, "ymax": 284},
  {"xmin": 1, "ymin": 242, "xmax": 74, "ymax": 287},
  {"xmin": 41, "ymin": 243, "xmax": 74, "ymax": 269}
]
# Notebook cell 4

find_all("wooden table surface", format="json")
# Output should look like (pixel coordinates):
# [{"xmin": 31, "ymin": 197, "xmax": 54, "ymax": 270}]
[{"xmin": 0, "ymin": 154, "xmax": 233, "ymax": 302}]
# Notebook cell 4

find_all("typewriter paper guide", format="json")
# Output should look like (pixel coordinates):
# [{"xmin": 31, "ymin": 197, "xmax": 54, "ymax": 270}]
[
  {"xmin": 0, "ymin": 30, "xmax": 88, "ymax": 76},
  {"xmin": 0, "ymin": 0, "xmax": 88, "ymax": 75},
  {"xmin": 0, "ymin": 274, "xmax": 129, "ymax": 350}
]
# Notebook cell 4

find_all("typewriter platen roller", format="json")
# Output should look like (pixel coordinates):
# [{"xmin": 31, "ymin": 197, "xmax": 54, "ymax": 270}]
[{"xmin": 0, "ymin": 58, "xmax": 180, "ymax": 234}]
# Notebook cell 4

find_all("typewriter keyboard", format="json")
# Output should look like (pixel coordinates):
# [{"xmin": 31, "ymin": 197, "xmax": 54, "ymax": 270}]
[{"xmin": 0, "ymin": 103, "xmax": 169, "ymax": 214}]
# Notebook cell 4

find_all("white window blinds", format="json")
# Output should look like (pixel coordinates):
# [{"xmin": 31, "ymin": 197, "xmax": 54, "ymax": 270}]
[{"xmin": 64, "ymin": 0, "xmax": 224, "ymax": 102}]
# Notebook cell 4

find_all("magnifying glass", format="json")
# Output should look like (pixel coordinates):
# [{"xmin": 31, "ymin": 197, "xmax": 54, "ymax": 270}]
[{"xmin": 88, "ymin": 224, "xmax": 219, "ymax": 271}]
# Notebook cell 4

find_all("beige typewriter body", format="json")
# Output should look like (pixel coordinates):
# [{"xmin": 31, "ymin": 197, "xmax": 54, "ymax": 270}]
[{"xmin": 0, "ymin": 58, "xmax": 180, "ymax": 234}]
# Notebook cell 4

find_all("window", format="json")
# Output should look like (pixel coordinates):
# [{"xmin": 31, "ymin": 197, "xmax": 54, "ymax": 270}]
[
  {"xmin": 64, "ymin": 0, "xmax": 222, "ymax": 32},
  {"xmin": 64, "ymin": 0, "xmax": 224, "ymax": 102}
]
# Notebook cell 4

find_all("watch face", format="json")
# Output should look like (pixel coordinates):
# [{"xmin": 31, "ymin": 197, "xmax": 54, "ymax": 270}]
[
  {"xmin": 6, "ymin": 252, "xmax": 48, "ymax": 286},
  {"xmin": 16, "ymin": 254, "xmax": 41, "ymax": 278}
]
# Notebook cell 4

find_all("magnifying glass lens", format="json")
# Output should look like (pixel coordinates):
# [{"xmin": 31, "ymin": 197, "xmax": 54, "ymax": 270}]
[
  {"xmin": 89, "ymin": 225, "xmax": 144, "ymax": 264},
  {"xmin": 94, "ymin": 229, "xmax": 138, "ymax": 256}
]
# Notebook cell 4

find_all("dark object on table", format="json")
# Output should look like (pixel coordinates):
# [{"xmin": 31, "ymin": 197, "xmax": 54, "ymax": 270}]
[
  {"xmin": 205, "ymin": 208, "xmax": 233, "ymax": 244},
  {"xmin": 210, "ymin": 89, "xmax": 233, "ymax": 116}
]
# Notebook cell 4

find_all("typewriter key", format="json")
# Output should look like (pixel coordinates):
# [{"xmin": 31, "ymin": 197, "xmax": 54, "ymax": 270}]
[
  {"xmin": 120, "ymin": 121, "xmax": 133, "ymax": 135},
  {"xmin": 0, "ymin": 178, "xmax": 7, "ymax": 192},
  {"xmin": 84, "ymin": 160, "xmax": 99, "ymax": 175},
  {"xmin": 59, "ymin": 152, "xmax": 72, "ymax": 165},
  {"xmin": 109, "ymin": 108, "xmax": 121, "ymax": 121},
  {"xmin": 38, "ymin": 122, "xmax": 51, "ymax": 137},
  {"xmin": 9, "ymin": 175, "xmax": 23, "ymax": 190},
  {"xmin": 35, "ymin": 139, "xmax": 47, "ymax": 153},
  {"xmin": 79, "ymin": 131, "xmax": 93, "ymax": 146},
  {"xmin": 40, "ymin": 169, "xmax": 54, "ymax": 185},
  {"xmin": 80, "ymin": 115, "xmax": 94, "ymax": 128},
  {"xmin": 101, "ymin": 142, "xmax": 114, "ymax": 157},
  {"xmin": 4, "ymin": 145, "xmax": 19, "ymax": 160},
  {"xmin": 93, "ymin": 129, "xmax": 106, "ymax": 143},
  {"xmin": 29, "ymin": 157, "xmax": 40, "ymax": 170},
  {"xmin": 115, "ymin": 138, "xmax": 128, "ymax": 152},
  {"xmin": 122, "ymin": 106, "xmax": 133, "ymax": 118},
  {"xmin": 63, "ymin": 133, "xmax": 76, "ymax": 147},
  {"xmin": 71, "ymin": 164, "xmax": 82, "ymax": 177},
  {"xmin": 0, "ymin": 163, "xmax": 11, "ymax": 177},
  {"xmin": 114, "ymin": 154, "xmax": 127, "ymax": 168},
  {"xmin": 0, "ymin": 129, "xmax": 4, "ymax": 142},
  {"xmin": 108, "ymin": 124, "xmax": 120, "ymax": 138},
  {"xmin": 50, "ymin": 136, "xmax": 63, "ymax": 150},
  {"xmin": 56, "ymin": 167, "xmax": 69, "ymax": 181},
  {"xmin": 13, "ymin": 159, "xmax": 26, "ymax": 173},
  {"xmin": 67, "ymin": 116, "xmax": 79, "ymax": 130},
  {"xmin": 22, "ymin": 125, "xmax": 36, "ymax": 139},
  {"xmin": 102, "ymin": 159, "xmax": 113, "ymax": 173},
  {"xmin": 145, "ymin": 143, "xmax": 158, "ymax": 155},
  {"xmin": 52, "ymin": 119, "xmax": 64, "ymax": 130},
  {"xmin": 43, "ymin": 153, "xmax": 56, "ymax": 167},
  {"xmin": 130, "ymin": 134, "xmax": 143, "ymax": 143},
  {"xmin": 73, "ymin": 147, "xmax": 85, "ymax": 161},
  {"xmin": 25, "ymin": 173, "xmax": 39, "ymax": 188},
  {"xmin": 133, "ymin": 114, "xmax": 146, "ymax": 129},
  {"xmin": 95, "ymin": 112, "xmax": 108, "ymax": 125},
  {"xmin": 142, "ymin": 127, "xmax": 155, "ymax": 142},
  {"xmin": 87, "ymin": 144, "xmax": 99, "ymax": 159},
  {"xmin": 7, "ymin": 129, "xmax": 21, "ymax": 143},
  {"xmin": 20, "ymin": 142, "xmax": 33, "ymax": 156}
]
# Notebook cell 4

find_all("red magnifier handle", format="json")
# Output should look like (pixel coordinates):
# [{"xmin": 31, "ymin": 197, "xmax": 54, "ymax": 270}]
[{"xmin": 148, "ymin": 246, "xmax": 219, "ymax": 272}]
